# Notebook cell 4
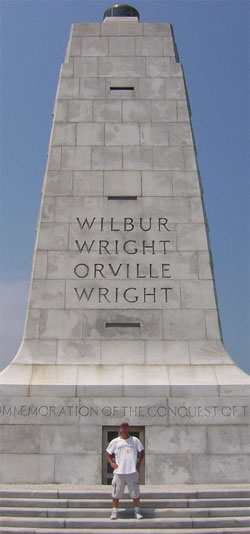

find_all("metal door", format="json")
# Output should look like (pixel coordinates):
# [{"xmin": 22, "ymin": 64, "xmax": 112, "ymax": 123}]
[{"xmin": 102, "ymin": 426, "xmax": 145, "ymax": 484}]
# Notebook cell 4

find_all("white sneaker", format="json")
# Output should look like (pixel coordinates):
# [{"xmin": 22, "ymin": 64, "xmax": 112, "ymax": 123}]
[
  {"xmin": 134, "ymin": 510, "xmax": 143, "ymax": 519},
  {"xmin": 110, "ymin": 508, "xmax": 118, "ymax": 520}
]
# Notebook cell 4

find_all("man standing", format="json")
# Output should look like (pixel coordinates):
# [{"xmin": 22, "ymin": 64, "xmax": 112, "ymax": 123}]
[{"xmin": 106, "ymin": 422, "xmax": 145, "ymax": 520}]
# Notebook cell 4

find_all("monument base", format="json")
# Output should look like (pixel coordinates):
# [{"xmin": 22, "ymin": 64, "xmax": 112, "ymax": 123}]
[{"xmin": 0, "ymin": 361, "xmax": 249, "ymax": 484}]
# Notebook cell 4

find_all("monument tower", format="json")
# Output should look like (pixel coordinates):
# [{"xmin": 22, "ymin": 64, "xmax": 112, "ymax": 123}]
[{"xmin": 0, "ymin": 5, "xmax": 249, "ymax": 484}]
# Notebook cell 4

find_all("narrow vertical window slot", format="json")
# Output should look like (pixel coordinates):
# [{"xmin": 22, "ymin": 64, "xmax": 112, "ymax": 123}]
[{"xmin": 105, "ymin": 322, "xmax": 141, "ymax": 328}]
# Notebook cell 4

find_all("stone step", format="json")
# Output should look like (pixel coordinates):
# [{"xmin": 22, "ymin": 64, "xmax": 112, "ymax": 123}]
[
  {"xmin": 0, "ymin": 529, "xmax": 250, "ymax": 534},
  {"xmin": 1, "ymin": 506, "xmax": 250, "ymax": 518},
  {"xmin": 1, "ymin": 487, "xmax": 249, "ymax": 533},
  {"xmin": 1, "ymin": 516, "xmax": 250, "ymax": 529},
  {"xmin": 0, "ymin": 496, "xmax": 249, "ymax": 509},
  {"xmin": 1, "ymin": 497, "xmax": 250, "ymax": 511},
  {"xmin": 1, "ymin": 489, "xmax": 249, "ymax": 500}
]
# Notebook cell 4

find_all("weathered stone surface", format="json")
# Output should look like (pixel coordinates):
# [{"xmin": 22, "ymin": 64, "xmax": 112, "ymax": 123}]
[
  {"xmin": 29, "ymin": 280, "xmax": 65, "ymax": 309},
  {"xmin": 151, "ymin": 100, "xmax": 177, "ymax": 122},
  {"xmin": 176, "ymin": 224, "xmax": 208, "ymax": 250},
  {"xmin": 177, "ymin": 100, "xmax": 190, "ymax": 121},
  {"xmin": 77, "ymin": 366, "xmax": 123, "ymax": 397},
  {"xmin": 23, "ymin": 309, "xmax": 40, "ymax": 340},
  {"xmin": 163, "ymin": 36, "xmax": 175, "ymax": 56},
  {"xmin": 57, "ymin": 340, "xmax": 101, "ymax": 364},
  {"xmin": 73, "ymin": 170, "xmax": 103, "ymax": 196},
  {"xmin": 72, "ymin": 23, "xmax": 101, "ymax": 37},
  {"xmin": 57, "ymin": 78, "xmax": 79, "ymax": 99},
  {"xmin": 105, "ymin": 123, "xmax": 140, "ymax": 145},
  {"xmin": 165, "ymin": 78, "xmax": 186, "ymax": 99},
  {"xmin": 101, "ymin": 340, "xmax": 144, "ymax": 365},
  {"xmin": 198, "ymin": 251, "xmax": 213, "ymax": 279},
  {"xmin": 81, "ymin": 36, "xmax": 108, "ymax": 56},
  {"xmin": 123, "ymin": 146, "xmax": 153, "ymax": 169},
  {"xmin": 45, "ymin": 171, "xmax": 73, "ymax": 196},
  {"xmin": 153, "ymin": 147, "xmax": 185, "ymax": 170},
  {"xmin": 40, "ymin": 425, "xmax": 101, "ymax": 453},
  {"xmin": 205, "ymin": 310, "xmax": 221, "ymax": 339},
  {"xmin": 173, "ymin": 171, "xmax": 200, "ymax": 196},
  {"xmin": 14, "ymin": 340, "xmax": 57, "ymax": 365},
  {"xmin": 33, "ymin": 250, "xmax": 48, "ymax": 279},
  {"xmin": 0, "ymin": 454, "xmax": 54, "ymax": 483},
  {"xmin": 180, "ymin": 280, "xmax": 216, "ymax": 309},
  {"xmin": 146, "ymin": 425, "xmax": 207, "ymax": 454},
  {"xmin": 192, "ymin": 454, "xmax": 250, "ymax": 484},
  {"xmin": 146, "ymin": 57, "xmax": 170, "ymax": 77},
  {"xmin": 47, "ymin": 147, "xmax": 61, "ymax": 171},
  {"xmin": 60, "ymin": 61, "xmax": 74, "ymax": 78},
  {"xmin": 99, "ymin": 57, "xmax": 146, "ymax": 77},
  {"xmin": 52, "ymin": 123, "xmax": 76, "ymax": 146},
  {"xmin": 183, "ymin": 146, "xmax": 198, "ymax": 171},
  {"xmin": 104, "ymin": 170, "xmax": 141, "ymax": 196},
  {"xmin": 68, "ymin": 36, "xmax": 81, "ymax": 56},
  {"xmin": 93, "ymin": 100, "xmax": 122, "ymax": 122},
  {"xmin": 215, "ymin": 365, "xmax": 250, "ymax": 396},
  {"xmin": 145, "ymin": 341, "xmax": 189, "ymax": 365},
  {"xmin": 53, "ymin": 100, "xmax": 68, "ymax": 121},
  {"xmin": 169, "ymin": 365, "xmax": 219, "ymax": 397},
  {"xmin": 138, "ymin": 78, "xmax": 165, "ymax": 99},
  {"xmin": 73, "ymin": 57, "xmax": 98, "ymax": 77},
  {"xmin": 77, "ymin": 122, "xmax": 104, "ymax": 145},
  {"xmin": 136, "ymin": 36, "xmax": 163, "ymax": 56},
  {"xmin": 140, "ymin": 123, "xmax": 169, "ymax": 146},
  {"xmin": 80, "ymin": 78, "xmax": 105, "ymax": 98},
  {"xmin": 101, "ymin": 21, "xmax": 143, "ymax": 36},
  {"xmin": 30, "ymin": 365, "xmax": 78, "ymax": 396},
  {"xmin": 143, "ymin": 23, "xmax": 172, "ymax": 36},
  {"xmin": 40, "ymin": 196, "xmax": 54, "ymax": 222},
  {"xmin": 163, "ymin": 310, "xmax": 206, "ymax": 340},
  {"xmin": 109, "ymin": 36, "xmax": 135, "ymax": 56},
  {"xmin": 55, "ymin": 454, "xmax": 101, "ymax": 484},
  {"xmin": 0, "ymin": 425, "xmax": 40, "ymax": 453},
  {"xmin": 61, "ymin": 146, "xmax": 91, "ymax": 170},
  {"xmin": 39, "ymin": 309, "xmax": 82, "ymax": 339},
  {"xmin": 146, "ymin": 453, "xmax": 192, "ymax": 484},
  {"xmin": 92, "ymin": 146, "xmax": 122, "ymax": 170},
  {"xmin": 68, "ymin": 100, "xmax": 92, "ymax": 122},
  {"xmin": 123, "ymin": 100, "xmax": 151, "ymax": 122},
  {"xmin": 0, "ymin": 365, "xmax": 32, "ymax": 396},
  {"xmin": 207, "ymin": 425, "xmax": 250, "ymax": 454},
  {"xmin": 189, "ymin": 340, "xmax": 233, "ymax": 365},
  {"xmin": 37, "ymin": 223, "xmax": 69, "ymax": 251}
]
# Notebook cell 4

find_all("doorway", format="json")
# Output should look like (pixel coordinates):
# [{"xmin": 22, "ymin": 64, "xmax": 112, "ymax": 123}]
[{"xmin": 102, "ymin": 426, "xmax": 145, "ymax": 484}]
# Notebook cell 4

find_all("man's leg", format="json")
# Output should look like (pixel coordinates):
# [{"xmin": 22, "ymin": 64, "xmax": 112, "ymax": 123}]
[
  {"xmin": 110, "ymin": 475, "xmax": 125, "ymax": 519},
  {"xmin": 127, "ymin": 473, "xmax": 143, "ymax": 519}
]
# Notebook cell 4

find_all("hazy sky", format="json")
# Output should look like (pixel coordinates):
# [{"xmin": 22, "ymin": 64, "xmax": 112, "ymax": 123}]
[{"xmin": 0, "ymin": 0, "xmax": 249, "ymax": 373}]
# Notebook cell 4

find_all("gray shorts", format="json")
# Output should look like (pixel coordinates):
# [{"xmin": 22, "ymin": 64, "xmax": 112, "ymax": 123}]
[{"xmin": 112, "ymin": 472, "xmax": 140, "ymax": 499}]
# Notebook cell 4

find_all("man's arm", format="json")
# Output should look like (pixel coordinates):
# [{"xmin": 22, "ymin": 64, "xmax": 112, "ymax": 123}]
[
  {"xmin": 136, "ymin": 449, "xmax": 144, "ymax": 470},
  {"xmin": 106, "ymin": 450, "xmax": 118, "ymax": 470}
]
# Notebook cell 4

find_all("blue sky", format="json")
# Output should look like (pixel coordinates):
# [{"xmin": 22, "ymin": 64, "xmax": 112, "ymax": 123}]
[{"xmin": 0, "ymin": 0, "xmax": 249, "ymax": 373}]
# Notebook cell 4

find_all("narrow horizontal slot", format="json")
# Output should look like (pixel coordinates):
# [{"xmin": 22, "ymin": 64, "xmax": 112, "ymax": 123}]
[
  {"xmin": 108, "ymin": 196, "xmax": 137, "ymax": 200},
  {"xmin": 110, "ymin": 86, "xmax": 134, "ymax": 91},
  {"xmin": 105, "ymin": 322, "xmax": 141, "ymax": 328}
]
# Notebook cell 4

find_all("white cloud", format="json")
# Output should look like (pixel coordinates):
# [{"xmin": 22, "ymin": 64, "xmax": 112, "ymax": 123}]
[{"xmin": 0, "ymin": 280, "xmax": 30, "ymax": 371}]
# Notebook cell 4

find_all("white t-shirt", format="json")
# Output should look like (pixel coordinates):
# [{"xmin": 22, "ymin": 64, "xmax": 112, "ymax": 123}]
[{"xmin": 106, "ymin": 435, "xmax": 144, "ymax": 475}]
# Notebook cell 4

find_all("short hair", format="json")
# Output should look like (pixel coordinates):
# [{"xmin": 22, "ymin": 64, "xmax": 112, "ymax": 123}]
[{"xmin": 120, "ymin": 421, "xmax": 129, "ymax": 427}]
